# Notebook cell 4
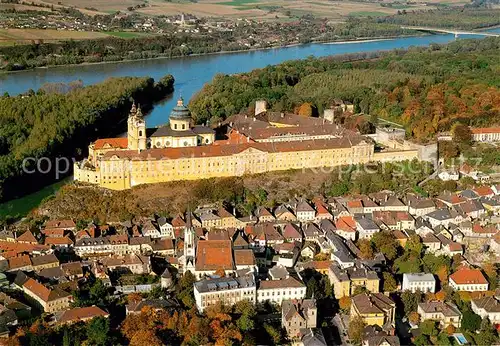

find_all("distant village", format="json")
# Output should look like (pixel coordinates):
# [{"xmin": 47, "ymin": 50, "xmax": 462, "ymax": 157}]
[{"xmin": 0, "ymin": 177, "xmax": 498, "ymax": 344}]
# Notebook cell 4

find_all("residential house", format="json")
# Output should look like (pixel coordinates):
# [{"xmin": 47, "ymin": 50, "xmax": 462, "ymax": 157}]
[
  {"xmin": 454, "ymin": 199, "xmax": 485, "ymax": 219},
  {"xmin": 300, "ymin": 243, "xmax": 318, "ymax": 259},
  {"xmin": 313, "ymin": 199, "xmax": 333, "ymax": 221},
  {"xmin": 335, "ymin": 216, "xmax": 357, "ymax": 241},
  {"xmin": 407, "ymin": 197, "xmax": 436, "ymax": 217},
  {"xmin": 44, "ymin": 220, "xmax": 76, "ymax": 232},
  {"xmin": 402, "ymin": 273, "xmax": 436, "ymax": 293},
  {"xmin": 101, "ymin": 254, "xmax": 151, "ymax": 274},
  {"xmin": 449, "ymin": 267, "xmax": 489, "ymax": 292},
  {"xmin": 22, "ymin": 278, "xmax": 72, "ymax": 313},
  {"xmin": 74, "ymin": 235, "xmax": 129, "ymax": 257},
  {"xmin": 438, "ymin": 170, "xmax": 459, "ymax": 182},
  {"xmin": 350, "ymin": 293, "xmax": 396, "ymax": 328},
  {"xmin": 328, "ymin": 264, "xmax": 379, "ymax": 298},
  {"xmin": 234, "ymin": 249, "xmax": 257, "ymax": 272},
  {"xmin": 157, "ymin": 217, "xmax": 174, "ymax": 238},
  {"xmin": 45, "ymin": 236, "xmax": 74, "ymax": 250},
  {"xmin": 55, "ymin": 306, "xmax": 109, "ymax": 325},
  {"xmin": 257, "ymin": 276, "xmax": 306, "ymax": 305},
  {"xmin": 304, "ymin": 223, "xmax": 322, "ymax": 242},
  {"xmin": 471, "ymin": 296, "xmax": 500, "ymax": 324},
  {"xmin": 141, "ymin": 220, "xmax": 160, "ymax": 238},
  {"xmin": 7, "ymin": 255, "xmax": 32, "ymax": 272},
  {"xmin": 417, "ymin": 301, "xmax": 462, "ymax": 327},
  {"xmin": 373, "ymin": 211, "xmax": 414, "ymax": 231},
  {"xmin": 256, "ymin": 207, "xmax": 275, "ymax": 223},
  {"xmin": 31, "ymin": 254, "xmax": 59, "ymax": 272},
  {"xmin": 274, "ymin": 205, "xmax": 297, "ymax": 222},
  {"xmin": 282, "ymin": 299, "xmax": 317, "ymax": 339},
  {"xmin": 283, "ymin": 223, "xmax": 303, "ymax": 242},
  {"xmin": 356, "ymin": 217, "xmax": 379, "ymax": 239},
  {"xmin": 424, "ymin": 209, "xmax": 462, "ymax": 228},
  {"xmin": 296, "ymin": 260, "xmax": 332, "ymax": 276},
  {"xmin": 422, "ymin": 233, "xmax": 441, "ymax": 253},
  {"xmin": 327, "ymin": 232, "xmax": 355, "ymax": 269},
  {"xmin": 16, "ymin": 231, "xmax": 38, "ymax": 245},
  {"xmin": 296, "ymin": 201, "xmax": 316, "ymax": 222},
  {"xmin": 194, "ymin": 275, "xmax": 256, "ymax": 312},
  {"xmin": 380, "ymin": 196, "xmax": 407, "ymax": 212}
]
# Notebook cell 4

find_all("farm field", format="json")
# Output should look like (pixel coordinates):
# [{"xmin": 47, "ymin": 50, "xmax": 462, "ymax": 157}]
[
  {"xmin": 0, "ymin": 29, "xmax": 152, "ymax": 46},
  {"xmin": 10, "ymin": 0, "xmax": 465, "ymax": 19}
]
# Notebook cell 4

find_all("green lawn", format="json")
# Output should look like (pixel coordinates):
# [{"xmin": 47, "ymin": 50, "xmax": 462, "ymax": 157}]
[
  {"xmin": 216, "ymin": 0, "xmax": 261, "ymax": 7},
  {"xmin": 0, "ymin": 179, "xmax": 68, "ymax": 219},
  {"xmin": 105, "ymin": 31, "xmax": 151, "ymax": 39},
  {"xmin": 349, "ymin": 11, "xmax": 387, "ymax": 17}
]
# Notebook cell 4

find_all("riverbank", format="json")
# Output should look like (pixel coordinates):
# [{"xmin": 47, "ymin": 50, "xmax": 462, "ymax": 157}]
[{"xmin": 0, "ymin": 33, "xmax": 427, "ymax": 75}]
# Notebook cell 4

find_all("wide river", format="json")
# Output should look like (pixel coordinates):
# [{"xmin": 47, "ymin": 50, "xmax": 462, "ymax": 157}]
[{"xmin": 1, "ymin": 29, "xmax": 499, "ymax": 128}]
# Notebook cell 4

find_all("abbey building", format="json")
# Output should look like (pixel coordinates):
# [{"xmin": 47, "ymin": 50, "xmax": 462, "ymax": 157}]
[{"xmin": 74, "ymin": 99, "xmax": 422, "ymax": 190}]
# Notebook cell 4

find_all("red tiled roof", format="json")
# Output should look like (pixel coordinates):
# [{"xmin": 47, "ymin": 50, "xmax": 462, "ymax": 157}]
[
  {"xmin": 471, "ymin": 127, "xmax": 500, "ymax": 134},
  {"xmin": 45, "ymin": 219, "xmax": 76, "ymax": 229},
  {"xmin": 472, "ymin": 223, "xmax": 497, "ymax": 234},
  {"xmin": 448, "ymin": 242, "xmax": 462, "ymax": 252},
  {"xmin": 8, "ymin": 255, "xmax": 31, "ymax": 269},
  {"xmin": 336, "ymin": 216, "xmax": 356, "ymax": 232},
  {"xmin": 103, "ymin": 136, "xmax": 366, "ymax": 161},
  {"xmin": 234, "ymin": 249, "xmax": 255, "ymax": 266},
  {"xmin": 450, "ymin": 268, "xmax": 488, "ymax": 285},
  {"xmin": 58, "ymin": 306, "xmax": 109, "ymax": 324},
  {"xmin": 347, "ymin": 200, "xmax": 363, "ymax": 208},
  {"xmin": 259, "ymin": 276, "xmax": 304, "ymax": 289},
  {"xmin": 473, "ymin": 186, "xmax": 494, "ymax": 197},
  {"xmin": 93, "ymin": 137, "xmax": 128, "ymax": 150},
  {"xmin": 45, "ymin": 236, "xmax": 74, "ymax": 246},
  {"xmin": 283, "ymin": 223, "xmax": 302, "ymax": 239},
  {"xmin": 17, "ymin": 231, "xmax": 37, "ymax": 244},
  {"xmin": 42, "ymin": 229, "xmax": 65, "ymax": 237},
  {"xmin": 195, "ymin": 240, "xmax": 234, "ymax": 271},
  {"xmin": 23, "ymin": 278, "xmax": 51, "ymax": 302}
]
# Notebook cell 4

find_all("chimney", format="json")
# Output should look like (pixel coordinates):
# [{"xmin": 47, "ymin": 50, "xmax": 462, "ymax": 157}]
[{"xmin": 255, "ymin": 100, "xmax": 267, "ymax": 116}]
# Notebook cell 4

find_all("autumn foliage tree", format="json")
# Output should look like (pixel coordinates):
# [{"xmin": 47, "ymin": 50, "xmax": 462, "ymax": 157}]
[{"xmin": 339, "ymin": 296, "xmax": 352, "ymax": 313}]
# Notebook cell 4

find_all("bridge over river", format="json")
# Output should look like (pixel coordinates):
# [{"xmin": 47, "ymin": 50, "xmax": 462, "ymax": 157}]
[{"xmin": 402, "ymin": 26, "xmax": 500, "ymax": 38}]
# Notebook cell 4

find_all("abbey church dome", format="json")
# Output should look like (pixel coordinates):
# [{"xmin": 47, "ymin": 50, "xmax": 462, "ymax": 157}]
[{"xmin": 170, "ymin": 97, "xmax": 191, "ymax": 120}]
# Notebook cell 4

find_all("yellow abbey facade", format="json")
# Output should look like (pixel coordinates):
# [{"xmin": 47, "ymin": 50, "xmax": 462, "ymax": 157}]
[{"xmin": 74, "ymin": 99, "xmax": 419, "ymax": 190}]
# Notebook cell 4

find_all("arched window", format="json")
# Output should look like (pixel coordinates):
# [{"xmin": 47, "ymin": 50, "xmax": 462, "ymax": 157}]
[
  {"xmin": 182, "ymin": 124, "xmax": 185, "ymax": 130},
  {"xmin": 205, "ymin": 138, "xmax": 210, "ymax": 144},
  {"xmin": 174, "ymin": 124, "xmax": 177, "ymax": 130},
  {"xmin": 139, "ymin": 130, "xmax": 143, "ymax": 136}
]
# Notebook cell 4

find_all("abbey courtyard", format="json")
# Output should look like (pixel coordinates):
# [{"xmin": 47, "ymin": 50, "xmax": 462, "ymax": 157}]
[{"xmin": 73, "ymin": 99, "xmax": 436, "ymax": 190}]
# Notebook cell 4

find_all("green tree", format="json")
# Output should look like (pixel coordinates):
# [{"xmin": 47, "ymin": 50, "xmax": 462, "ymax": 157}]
[
  {"xmin": 382, "ymin": 272, "xmax": 397, "ymax": 292},
  {"xmin": 420, "ymin": 320, "xmax": 438, "ymax": 336},
  {"xmin": 413, "ymin": 334, "xmax": 430, "ymax": 346},
  {"xmin": 401, "ymin": 290, "xmax": 422, "ymax": 317},
  {"xmin": 329, "ymin": 181, "xmax": 349, "ymax": 197},
  {"xmin": 461, "ymin": 309, "xmax": 481, "ymax": 332},
  {"xmin": 436, "ymin": 333, "xmax": 452, "ymax": 346},
  {"xmin": 86, "ymin": 316, "xmax": 110, "ymax": 346},
  {"xmin": 371, "ymin": 231, "xmax": 399, "ymax": 261},
  {"xmin": 451, "ymin": 123, "xmax": 472, "ymax": 146},
  {"xmin": 348, "ymin": 316, "xmax": 366, "ymax": 344},
  {"xmin": 263, "ymin": 323, "xmax": 282, "ymax": 344}
]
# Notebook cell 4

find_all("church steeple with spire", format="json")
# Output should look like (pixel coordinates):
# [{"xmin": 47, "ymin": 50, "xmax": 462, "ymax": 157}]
[
  {"xmin": 127, "ymin": 100, "xmax": 146, "ymax": 151},
  {"xmin": 183, "ymin": 209, "xmax": 196, "ymax": 274}
]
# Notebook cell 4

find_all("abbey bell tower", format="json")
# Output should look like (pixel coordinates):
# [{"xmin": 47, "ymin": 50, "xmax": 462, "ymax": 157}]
[{"xmin": 127, "ymin": 101, "xmax": 146, "ymax": 151}]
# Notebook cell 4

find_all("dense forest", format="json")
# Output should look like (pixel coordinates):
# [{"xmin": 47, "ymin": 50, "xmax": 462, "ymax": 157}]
[
  {"xmin": 0, "ymin": 74, "xmax": 174, "ymax": 202},
  {"xmin": 188, "ymin": 37, "xmax": 500, "ymax": 141},
  {"xmin": 376, "ymin": 8, "xmax": 500, "ymax": 29},
  {"xmin": 0, "ymin": 8, "xmax": 499, "ymax": 71}
]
